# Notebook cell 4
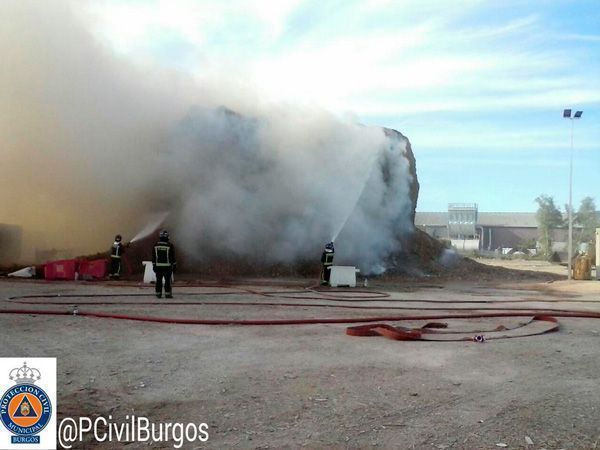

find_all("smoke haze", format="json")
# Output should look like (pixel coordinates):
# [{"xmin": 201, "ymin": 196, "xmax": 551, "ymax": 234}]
[{"xmin": 1, "ymin": 0, "xmax": 415, "ymax": 272}]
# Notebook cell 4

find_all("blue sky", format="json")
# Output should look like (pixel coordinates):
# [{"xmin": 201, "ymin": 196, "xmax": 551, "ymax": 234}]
[{"xmin": 85, "ymin": 0, "xmax": 600, "ymax": 212}]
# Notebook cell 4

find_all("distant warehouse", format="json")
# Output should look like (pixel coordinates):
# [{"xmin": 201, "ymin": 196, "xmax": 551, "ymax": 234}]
[{"xmin": 415, "ymin": 204, "xmax": 569, "ymax": 253}]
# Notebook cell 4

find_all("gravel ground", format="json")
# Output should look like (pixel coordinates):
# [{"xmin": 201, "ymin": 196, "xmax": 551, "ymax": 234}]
[{"xmin": 1, "ymin": 269, "xmax": 600, "ymax": 449}]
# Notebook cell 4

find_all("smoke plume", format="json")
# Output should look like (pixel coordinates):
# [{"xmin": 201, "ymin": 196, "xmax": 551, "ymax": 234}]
[{"xmin": 1, "ymin": 0, "xmax": 415, "ymax": 273}]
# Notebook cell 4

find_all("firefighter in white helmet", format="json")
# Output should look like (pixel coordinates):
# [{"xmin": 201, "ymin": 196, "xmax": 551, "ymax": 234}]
[
  {"xmin": 152, "ymin": 230, "xmax": 177, "ymax": 298},
  {"xmin": 109, "ymin": 234, "xmax": 126, "ymax": 279},
  {"xmin": 320, "ymin": 241, "xmax": 335, "ymax": 286}
]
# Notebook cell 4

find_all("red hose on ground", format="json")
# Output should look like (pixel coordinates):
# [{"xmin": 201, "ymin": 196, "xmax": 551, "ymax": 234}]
[
  {"xmin": 2, "ymin": 308, "xmax": 600, "ymax": 325},
  {"xmin": 346, "ymin": 315, "xmax": 560, "ymax": 341},
  {"xmin": 8, "ymin": 299, "xmax": 600, "ymax": 316},
  {"xmin": 3, "ymin": 286, "xmax": 600, "ymax": 344}
]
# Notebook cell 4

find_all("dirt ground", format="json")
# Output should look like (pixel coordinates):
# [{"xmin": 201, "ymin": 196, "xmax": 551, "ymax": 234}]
[
  {"xmin": 1, "ymin": 259, "xmax": 600, "ymax": 449},
  {"xmin": 475, "ymin": 258, "xmax": 597, "ymax": 279}
]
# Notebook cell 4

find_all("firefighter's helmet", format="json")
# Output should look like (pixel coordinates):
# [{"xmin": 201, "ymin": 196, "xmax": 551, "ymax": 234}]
[
  {"xmin": 159, "ymin": 230, "xmax": 169, "ymax": 240},
  {"xmin": 325, "ymin": 241, "xmax": 334, "ymax": 252},
  {"xmin": 115, "ymin": 234, "xmax": 122, "ymax": 242}
]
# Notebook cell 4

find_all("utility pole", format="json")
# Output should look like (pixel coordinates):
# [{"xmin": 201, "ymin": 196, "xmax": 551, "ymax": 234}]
[{"xmin": 563, "ymin": 109, "xmax": 583, "ymax": 280}]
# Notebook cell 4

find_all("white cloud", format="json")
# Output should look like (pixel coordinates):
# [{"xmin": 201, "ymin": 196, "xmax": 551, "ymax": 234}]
[
  {"xmin": 83, "ymin": 0, "xmax": 303, "ymax": 55},
  {"xmin": 80, "ymin": 0, "xmax": 600, "ymax": 156},
  {"xmin": 560, "ymin": 33, "xmax": 600, "ymax": 42}
]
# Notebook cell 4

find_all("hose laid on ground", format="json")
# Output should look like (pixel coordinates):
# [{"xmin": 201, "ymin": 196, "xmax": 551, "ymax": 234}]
[
  {"xmin": 2, "ymin": 305, "xmax": 600, "ymax": 324},
  {"xmin": 8, "ymin": 299, "xmax": 600, "ymax": 316},
  {"xmin": 3, "ymin": 287, "xmax": 600, "ymax": 342},
  {"xmin": 10, "ymin": 289, "xmax": 600, "ymax": 303},
  {"xmin": 346, "ymin": 315, "xmax": 560, "ymax": 341},
  {"xmin": 6, "ymin": 287, "xmax": 390, "ymax": 301},
  {"xmin": 8, "ymin": 287, "xmax": 600, "ymax": 315}
]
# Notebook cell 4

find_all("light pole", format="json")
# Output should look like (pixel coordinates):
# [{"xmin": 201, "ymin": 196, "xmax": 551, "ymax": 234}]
[{"xmin": 563, "ymin": 108, "xmax": 583, "ymax": 280}]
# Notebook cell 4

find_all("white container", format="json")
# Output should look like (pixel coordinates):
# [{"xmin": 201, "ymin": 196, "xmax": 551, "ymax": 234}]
[
  {"xmin": 142, "ymin": 261, "xmax": 156, "ymax": 283},
  {"xmin": 329, "ymin": 266, "xmax": 360, "ymax": 287},
  {"xmin": 142, "ymin": 261, "xmax": 174, "ymax": 284}
]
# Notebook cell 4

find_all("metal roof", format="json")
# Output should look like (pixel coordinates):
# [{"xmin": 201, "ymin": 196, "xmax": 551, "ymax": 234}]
[
  {"xmin": 478, "ymin": 213, "xmax": 538, "ymax": 227},
  {"xmin": 415, "ymin": 212, "xmax": 539, "ymax": 228}
]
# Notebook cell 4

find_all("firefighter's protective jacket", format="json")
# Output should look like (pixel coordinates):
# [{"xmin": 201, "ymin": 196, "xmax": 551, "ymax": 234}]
[
  {"xmin": 110, "ymin": 242, "xmax": 124, "ymax": 259},
  {"xmin": 321, "ymin": 250, "xmax": 334, "ymax": 266},
  {"xmin": 152, "ymin": 239, "xmax": 176, "ymax": 269}
]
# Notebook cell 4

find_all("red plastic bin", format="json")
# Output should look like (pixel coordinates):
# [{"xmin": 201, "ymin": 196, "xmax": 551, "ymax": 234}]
[
  {"xmin": 44, "ymin": 259, "xmax": 78, "ymax": 280},
  {"xmin": 78, "ymin": 259, "xmax": 107, "ymax": 279}
]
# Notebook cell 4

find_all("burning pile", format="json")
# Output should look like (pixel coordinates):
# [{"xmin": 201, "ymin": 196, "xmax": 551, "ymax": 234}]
[
  {"xmin": 109, "ymin": 108, "xmax": 424, "ymax": 278},
  {"xmin": 148, "ymin": 108, "xmax": 420, "ymax": 276}
]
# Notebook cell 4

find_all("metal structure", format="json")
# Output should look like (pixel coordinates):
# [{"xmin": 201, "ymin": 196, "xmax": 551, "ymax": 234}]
[
  {"xmin": 447, "ymin": 203, "xmax": 478, "ymax": 238},
  {"xmin": 563, "ymin": 109, "xmax": 583, "ymax": 280}
]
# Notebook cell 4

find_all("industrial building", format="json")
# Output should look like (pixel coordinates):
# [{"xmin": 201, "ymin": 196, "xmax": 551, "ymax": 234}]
[{"xmin": 415, "ymin": 204, "xmax": 570, "ymax": 253}]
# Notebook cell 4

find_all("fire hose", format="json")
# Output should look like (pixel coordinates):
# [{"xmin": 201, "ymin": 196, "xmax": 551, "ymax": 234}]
[{"xmin": 3, "ymin": 285, "xmax": 600, "ymax": 341}]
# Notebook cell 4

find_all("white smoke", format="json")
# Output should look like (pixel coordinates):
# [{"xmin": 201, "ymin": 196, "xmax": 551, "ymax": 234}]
[
  {"xmin": 158, "ymin": 107, "xmax": 415, "ymax": 272},
  {"xmin": 336, "ymin": 131, "xmax": 415, "ymax": 271},
  {"xmin": 0, "ymin": 0, "xmax": 415, "ymax": 273}
]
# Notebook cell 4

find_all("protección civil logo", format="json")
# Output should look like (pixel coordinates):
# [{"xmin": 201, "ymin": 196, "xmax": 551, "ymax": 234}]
[{"xmin": 0, "ymin": 358, "xmax": 57, "ymax": 449}]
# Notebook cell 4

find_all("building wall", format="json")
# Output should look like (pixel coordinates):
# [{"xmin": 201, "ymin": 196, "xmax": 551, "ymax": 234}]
[
  {"xmin": 418, "ymin": 225, "xmax": 448, "ymax": 240},
  {"xmin": 482, "ymin": 227, "xmax": 538, "ymax": 250},
  {"xmin": 0, "ymin": 224, "xmax": 22, "ymax": 265},
  {"xmin": 416, "ymin": 212, "xmax": 583, "ymax": 255}
]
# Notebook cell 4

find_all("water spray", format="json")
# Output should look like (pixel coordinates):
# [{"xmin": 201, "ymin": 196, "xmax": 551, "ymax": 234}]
[
  {"xmin": 330, "ymin": 151, "xmax": 381, "ymax": 242},
  {"xmin": 130, "ymin": 212, "xmax": 169, "ymax": 243}
]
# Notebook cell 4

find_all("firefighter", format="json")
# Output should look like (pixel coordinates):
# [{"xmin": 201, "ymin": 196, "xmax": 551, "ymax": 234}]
[
  {"xmin": 109, "ymin": 234, "xmax": 126, "ymax": 279},
  {"xmin": 152, "ymin": 230, "xmax": 177, "ymax": 299},
  {"xmin": 320, "ymin": 241, "xmax": 335, "ymax": 286}
]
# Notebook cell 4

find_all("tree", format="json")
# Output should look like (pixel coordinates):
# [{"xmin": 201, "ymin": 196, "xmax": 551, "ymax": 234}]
[
  {"xmin": 535, "ymin": 195, "xmax": 563, "ymax": 259},
  {"xmin": 574, "ymin": 196, "xmax": 599, "ymax": 250}
]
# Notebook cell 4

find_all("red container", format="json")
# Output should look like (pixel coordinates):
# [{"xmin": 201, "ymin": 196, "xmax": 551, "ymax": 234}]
[
  {"xmin": 44, "ymin": 259, "xmax": 78, "ymax": 280},
  {"xmin": 78, "ymin": 259, "xmax": 108, "ymax": 279}
]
